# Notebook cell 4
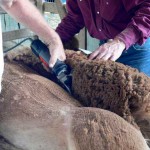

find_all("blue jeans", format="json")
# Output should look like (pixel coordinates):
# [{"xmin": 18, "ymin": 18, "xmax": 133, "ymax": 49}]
[{"xmin": 100, "ymin": 38, "xmax": 150, "ymax": 76}]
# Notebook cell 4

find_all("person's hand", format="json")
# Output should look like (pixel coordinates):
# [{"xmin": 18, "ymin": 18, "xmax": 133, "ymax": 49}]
[
  {"xmin": 89, "ymin": 39, "xmax": 126, "ymax": 61},
  {"xmin": 48, "ymin": 39, "xmax": 66, "ymax": 68}
]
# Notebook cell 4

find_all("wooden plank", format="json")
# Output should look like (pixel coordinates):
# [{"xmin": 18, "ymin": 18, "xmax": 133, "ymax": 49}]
[
  {"xmin": 3, "ymin": 29, "xmax": 35, "ymax": 42},
  {"xmin": 43, "ymin": 2, "xmax": 58, "ymax": 13},
  {"xmin": 76, "ymin": 28, "xmax": 86, "ymax": 49}
]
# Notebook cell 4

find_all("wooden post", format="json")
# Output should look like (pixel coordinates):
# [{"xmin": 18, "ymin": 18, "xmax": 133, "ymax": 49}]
[
  {"xmin": 78, "ymin": 28, "xmax": 86, "ymax": 49},
  {"xmin": 55, "ymin": 0, "xmax": 67, "ymax": 19},
  {"xmin": 54, "ymin": 0, "xmax": 86, "ymax": 49},
  {"xmin": 35, "ymin": 0, "xmax": 43, "ymax": 13}
]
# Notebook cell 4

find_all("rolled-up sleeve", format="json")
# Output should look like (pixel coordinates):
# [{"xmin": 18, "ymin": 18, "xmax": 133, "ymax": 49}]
[
  {"xmin": 56, "ymin": 0, "xmax": 85, "ymax": 42},
  {"xmin": 116, "ymin": 0, "xmax": 150, "ymax": 49}
]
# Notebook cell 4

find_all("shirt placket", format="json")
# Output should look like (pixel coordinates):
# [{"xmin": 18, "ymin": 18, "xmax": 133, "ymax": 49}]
[{"xmin": 94, "ymin": 0, "xmax": 102, "ymax": 33}]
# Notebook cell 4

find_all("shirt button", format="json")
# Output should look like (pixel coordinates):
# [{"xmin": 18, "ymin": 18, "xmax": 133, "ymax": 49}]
[
  {"xmin": 99, "ymin": 29, "xmax": 102, "ymax": 32},
  {"xmin": 106, "ymin": 2, "xmax": 109, "ymax": 5},
  {"xmin": 97, "ymin": 11, "xmax": 100, "ymax": 14},
  {"xmin": 80, "ymin": 0, "xmax": 82, "ymax": 1}
]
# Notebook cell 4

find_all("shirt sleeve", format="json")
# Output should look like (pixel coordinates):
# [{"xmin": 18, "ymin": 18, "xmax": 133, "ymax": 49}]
[
  {"xmin": 116, "ymin": 0, "xmax": 150, "ymax": 49},
  {"xmin": 56, "ymin": 0, "xmax": 85, "ymax": 43}
]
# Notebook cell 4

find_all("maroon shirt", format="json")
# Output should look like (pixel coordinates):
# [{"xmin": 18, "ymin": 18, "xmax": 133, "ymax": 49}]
[{"xmin": 56, "ymin": 0, "xmax": 150, "ymax": 49}]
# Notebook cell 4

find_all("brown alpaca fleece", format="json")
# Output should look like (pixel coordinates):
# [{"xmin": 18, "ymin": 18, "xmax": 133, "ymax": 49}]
[
  {"xmin": 0, "ymin": 57, "xmax": 148, "ymax": 149},
  {"xmin": 65, "ymin": 50, "xmax": 150, "ymax": 139},
  {"xmin": 5, "ymin": 48, "xmax": 150, "ymax": 140},
  {"xmin": 4, "ymin": 46, "xmax": 55, "ymax": 81},
  {"xmin": 6, "ymin": 48, "xmax": 150, "ymax": 138}
]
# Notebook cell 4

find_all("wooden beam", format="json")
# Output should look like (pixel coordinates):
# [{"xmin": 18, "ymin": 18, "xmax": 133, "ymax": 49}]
[{"xmin": 2, "ymin": 29, "xmax": 34, "ymax": 42}]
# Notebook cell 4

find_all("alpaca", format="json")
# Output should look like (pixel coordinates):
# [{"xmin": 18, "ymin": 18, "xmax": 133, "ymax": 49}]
[{"xmin": 0, "ymin": 61, "xmax": 149, "ymax": 150}]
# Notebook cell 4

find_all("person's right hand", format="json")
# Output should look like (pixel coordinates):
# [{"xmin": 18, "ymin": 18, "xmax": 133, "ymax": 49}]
[{"xmin": 48, "ymin": 38, "xmax": 66, "ymax": 68}]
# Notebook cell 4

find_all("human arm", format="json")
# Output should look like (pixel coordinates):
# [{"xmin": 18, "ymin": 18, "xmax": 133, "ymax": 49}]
[
  {"xmin": 0, "ymin": 0, "xmax": 65, "ymax": 67},
  {"xmin": 89, "ymin": 0, "xmax": 150, "ymax": 61},
  {"xmin": 56, "ymin": 0, "xmax": 85, "ymax": 43},
  {"xmin": 116, "ymin": 0, "xmax": 150, "ymax": 49}
]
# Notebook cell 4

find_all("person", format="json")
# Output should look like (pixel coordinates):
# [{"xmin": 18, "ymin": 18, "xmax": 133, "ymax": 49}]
[
  {"xmin": 0, "ymin": 0, "xmax": 66, "ymax": 92},
  {"xmin": 56, "ymin": 0, "xmax": 150, "ymax": 76}
]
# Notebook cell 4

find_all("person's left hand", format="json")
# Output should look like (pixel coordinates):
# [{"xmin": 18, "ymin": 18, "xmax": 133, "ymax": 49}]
[{"xmin": 89, "ymin": 39, "xmax": 126, "ymax": 61}]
